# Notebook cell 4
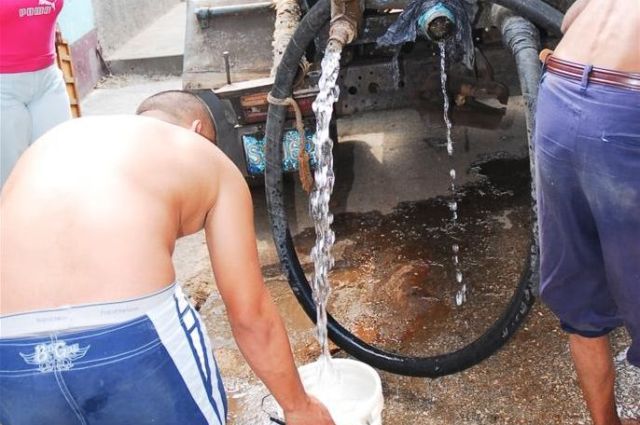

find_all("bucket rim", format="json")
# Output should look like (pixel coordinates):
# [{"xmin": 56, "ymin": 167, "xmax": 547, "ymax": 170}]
[{"xmin": 297, "ymin": 358, "xmax": 383, "ymax": 410}]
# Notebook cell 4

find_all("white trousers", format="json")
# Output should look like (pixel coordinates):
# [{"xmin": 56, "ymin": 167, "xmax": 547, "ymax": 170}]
[{"xmin": 1, "ymin": 64, "xmax": 71, "ymax": 187}]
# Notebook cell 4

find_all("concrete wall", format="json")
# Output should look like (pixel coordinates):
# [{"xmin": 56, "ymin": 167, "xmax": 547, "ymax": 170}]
[
  {"xmin": 56, "ymin": 0, "xmax": 182, "ymax": 98},
  {"xmin": 58, "ymin": 0, "xmax": 103, "ymax": 99},
  {"xmin": 92, "ymin": 0, "xmax": 182, "ymax": 56}
]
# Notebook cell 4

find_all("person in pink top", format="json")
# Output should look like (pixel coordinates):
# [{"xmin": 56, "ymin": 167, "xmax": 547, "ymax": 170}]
[{"xmin": 0, "ymin": 0, "xmax": 71, "ymax": 187}]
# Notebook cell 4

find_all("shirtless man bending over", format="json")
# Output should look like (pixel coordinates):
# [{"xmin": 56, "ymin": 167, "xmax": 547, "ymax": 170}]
[
  {"xmin": 534, "ymin": 1, "xmax": 639, "ymax": 424},
  {"xmin": 0, "ymin": 91, "xmax": 335, "ymax": 425}
]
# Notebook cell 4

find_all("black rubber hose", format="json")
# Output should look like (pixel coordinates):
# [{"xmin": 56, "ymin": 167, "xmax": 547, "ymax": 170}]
[
  {"xmin": 490, "ymin": 0, "xmax": 563, "ymax": 35},
  {"xmin": 493, "ymin": 6, "xmax": 542, "ymax": 139},
  {"xmin": 493, "ymin": 5, "xmax": 542, "ymax": 292},
  {"xmin": 264, "ymin": 0, "xmax": 330, "ymax": 303}
]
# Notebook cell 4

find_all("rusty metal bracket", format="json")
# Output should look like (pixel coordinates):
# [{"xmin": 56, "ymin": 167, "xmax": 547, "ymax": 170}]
[{"xmin": 329, "ymin": 0, "xmax": 364, "ymax": 45}]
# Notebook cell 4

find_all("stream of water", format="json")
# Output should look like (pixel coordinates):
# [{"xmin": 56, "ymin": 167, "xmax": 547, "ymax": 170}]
[
  {"xmin": 307, "ymin": 39, "xmax": 466, "ymax": 381},
  {"xmin": 439, "ymin": 42, "xmax": 467, "ymax": 306},
  {"xmin": 310, "ymin": 40, "xmax": 343, "ymax": 376}
]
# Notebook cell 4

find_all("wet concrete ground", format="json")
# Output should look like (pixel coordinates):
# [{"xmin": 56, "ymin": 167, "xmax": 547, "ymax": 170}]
[
  {"xmin": 282, "ymin": 156, "xmax": 533, "ymax": 360},
  {"xmin": 81, "ymin": 81, "xmax": 638, "ymax": 424}
]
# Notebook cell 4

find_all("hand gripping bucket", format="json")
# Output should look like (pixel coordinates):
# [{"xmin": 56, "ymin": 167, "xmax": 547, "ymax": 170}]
[{"xmin": 295, "ymin": 358, "xmax": 384, "ymax": 425}]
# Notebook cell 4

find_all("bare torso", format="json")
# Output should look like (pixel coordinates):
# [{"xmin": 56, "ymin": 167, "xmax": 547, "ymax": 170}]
[
  {"xmin": 554, "ymin": 0, "xmax": 640, "ymax": 72},
  {"xmin": 0, "ymin": 114, "xmax": 336, "ymax": 425},
  {"xmin": 0, "ymin": 115, "xmax": 221, "ymax": 315}
]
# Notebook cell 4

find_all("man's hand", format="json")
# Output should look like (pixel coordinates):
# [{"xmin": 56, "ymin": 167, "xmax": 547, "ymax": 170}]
[{"xmin": 284, "ymin": 395, "xmax": 336, "ymax": 425}]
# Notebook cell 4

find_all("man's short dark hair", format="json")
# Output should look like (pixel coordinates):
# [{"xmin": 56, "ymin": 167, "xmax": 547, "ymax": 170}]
[{"xmin": 136, "ymin": 90, "xmax": 216, "ymax": 142}]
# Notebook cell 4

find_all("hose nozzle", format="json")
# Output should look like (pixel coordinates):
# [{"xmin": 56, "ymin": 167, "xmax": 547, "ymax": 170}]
[
  {"xmin": 418, "ymin": 3, "xmax": 456, "ymax": 42},
  {"xmin": 329, "ymin": 0, "xmax": 362, "ymax": 46},
  {"xmin": 329, "ymin": 18, "xmax": 356, "ymax": 46}
]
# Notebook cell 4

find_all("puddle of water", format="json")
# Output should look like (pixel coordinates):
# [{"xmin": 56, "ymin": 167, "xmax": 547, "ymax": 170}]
[
  {"xmin": 494, "ymin": 209, "xmax": 514, "ymax": 229},
  {"xmin": 293, "ymin": 157, "xmax": 532, "ymax": 357}
]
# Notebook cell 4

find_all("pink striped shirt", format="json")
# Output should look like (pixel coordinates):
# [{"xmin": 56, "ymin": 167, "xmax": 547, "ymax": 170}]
[{"xmin": 0, "ymin": 0, "xmax": 64, "ymax": 73}]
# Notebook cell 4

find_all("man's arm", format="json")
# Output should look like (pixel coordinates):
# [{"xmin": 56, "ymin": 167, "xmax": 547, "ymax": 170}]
[
  {"xmin": 203, "ymin": 159, "xmax": 334, "ymax": 425},
  {"xmin": 561, "ymin": 0, "xmax": 591, "ymax": 33}
]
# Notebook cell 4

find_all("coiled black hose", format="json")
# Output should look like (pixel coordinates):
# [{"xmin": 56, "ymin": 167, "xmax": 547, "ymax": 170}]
[{"xmin": 265, "ymin": 0, "xmax": 559, "ymax": 376}]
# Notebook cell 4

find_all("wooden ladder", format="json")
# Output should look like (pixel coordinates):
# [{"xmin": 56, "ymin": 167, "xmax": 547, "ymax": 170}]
[{"xmin": 55, "ymin": 30, "xmax": 81, "ymax": 118}]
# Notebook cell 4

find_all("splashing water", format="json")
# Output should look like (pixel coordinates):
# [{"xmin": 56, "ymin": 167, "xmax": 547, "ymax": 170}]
[
  {"xmin": 310, "ymin": 41, "xmax": 342, "ymax": 376},
  {"xmin": 439, "ymin": 42, "xmax": 467, "ymax": 306}
]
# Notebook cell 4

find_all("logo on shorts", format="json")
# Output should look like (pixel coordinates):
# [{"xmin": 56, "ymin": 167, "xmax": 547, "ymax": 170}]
[{"xmin": 20, "ymin": 341, "xmax": 90, "ymax": 373}]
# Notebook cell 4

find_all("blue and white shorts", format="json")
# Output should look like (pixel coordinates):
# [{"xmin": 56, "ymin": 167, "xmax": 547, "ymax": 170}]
[{"xmin": 0, "ymin": 284, "xmax": 227, "ymax": 424}]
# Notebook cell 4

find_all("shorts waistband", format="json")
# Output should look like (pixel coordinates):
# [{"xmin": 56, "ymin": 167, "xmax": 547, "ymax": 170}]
[
  {"xmin": 539, "ymin": 49, "xmax": 640, "ymax": 92},
  {"xmin": 0, "ymin": 283, "xmax": 177, "ymax": 339}
]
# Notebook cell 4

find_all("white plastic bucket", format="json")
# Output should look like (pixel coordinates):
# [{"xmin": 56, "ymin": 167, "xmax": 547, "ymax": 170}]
[{"xmin": 294, "ymin": 358, "xmax": 384, "ymax": 425}]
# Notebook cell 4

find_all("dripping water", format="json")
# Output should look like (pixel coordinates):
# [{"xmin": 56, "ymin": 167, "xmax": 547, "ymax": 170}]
[{"xmin": 439, "ymin": 41, "xmax": 467, "ymax": 306}]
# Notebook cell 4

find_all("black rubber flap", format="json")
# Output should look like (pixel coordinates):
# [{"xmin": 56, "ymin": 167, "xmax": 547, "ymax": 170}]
[{"xmin": 195, "ymin": 90, "xmax": 246, "ymax": 174}]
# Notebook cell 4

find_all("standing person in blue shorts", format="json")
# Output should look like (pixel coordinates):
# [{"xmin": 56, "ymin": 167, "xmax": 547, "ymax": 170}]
[{"xmin": 534, "ymin": 0, "xmax": 639, "ymax": 424}]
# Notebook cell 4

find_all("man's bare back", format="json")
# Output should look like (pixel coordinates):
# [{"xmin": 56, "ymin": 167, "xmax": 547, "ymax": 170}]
[
  {"xmin": 1, "ymin": 115, "xmax": 225, "ymax": 314},
  {"xmin": 0, "ymin": 91, "xmax": 335, "ymax": 425},
  {"xmin": 555, "ymin": 0, "xmax": 640, "ymax": 72}
]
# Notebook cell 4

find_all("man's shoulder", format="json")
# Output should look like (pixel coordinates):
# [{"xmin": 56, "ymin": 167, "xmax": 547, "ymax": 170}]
[
  {"xmin": 48, "ymin": 113, "xmax": 232, "ymax": 185},
  {"xmin": 48, "ymin": 114, "xmax": 158, "ymax": 141},
  {"xmin": 70, "ymin": 114, "xmax": 180, "ymax": 131}
]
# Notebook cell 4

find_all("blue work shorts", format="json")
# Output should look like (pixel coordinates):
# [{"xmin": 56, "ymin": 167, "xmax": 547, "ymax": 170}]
[{"xmin": 534, "ymin": 67, "xmax": 640, "ymax": 366}]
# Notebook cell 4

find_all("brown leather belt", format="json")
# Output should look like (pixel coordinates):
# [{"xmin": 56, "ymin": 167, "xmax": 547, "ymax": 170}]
[{"xmin": 539, "ymin": 49, "xmax": 640, "ymax": 92}]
